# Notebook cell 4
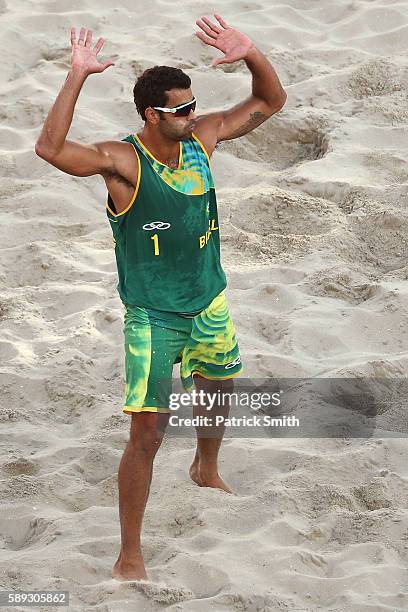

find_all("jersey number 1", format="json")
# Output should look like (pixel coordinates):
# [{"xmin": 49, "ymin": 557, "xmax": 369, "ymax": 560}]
[{"xmin": 151, "ymin": 233, "xmax": 159, "ymax": 256}]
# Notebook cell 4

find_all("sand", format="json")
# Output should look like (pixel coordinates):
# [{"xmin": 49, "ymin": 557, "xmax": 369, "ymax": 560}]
[{"xmin": 1, "ymin": 0, "xmax": 408, "ymax": 610}]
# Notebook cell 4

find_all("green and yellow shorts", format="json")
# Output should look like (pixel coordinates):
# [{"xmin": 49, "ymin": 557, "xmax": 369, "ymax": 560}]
[{"xmin": 122, "ymin": 291, "xmax": 243, "ymax": 415}]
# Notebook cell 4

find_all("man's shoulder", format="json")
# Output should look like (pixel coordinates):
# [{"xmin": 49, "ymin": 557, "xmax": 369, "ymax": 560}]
[
  {"xmin": 100, "ymin": 137, "xmax": 140, "ymax": 182},
  {"xmin": 192, "ymin": 113, "xmax": 223, "ymax": 158}
]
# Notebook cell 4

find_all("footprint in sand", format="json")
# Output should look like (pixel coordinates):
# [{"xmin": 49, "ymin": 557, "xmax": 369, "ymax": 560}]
[{"xmin": 0, "ymin": 514, "xmax": 54, "ymax": 550}]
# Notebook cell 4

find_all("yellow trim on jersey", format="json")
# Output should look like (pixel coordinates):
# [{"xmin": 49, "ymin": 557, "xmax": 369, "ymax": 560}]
[
  {"xmin": 191, "ymin": 132, "xmax": 211, "ymax": 165},
  {"xmin": 106, "ymin": 141, "xmax": 141, "ymax": 218},
  {"xmin": 134, "ymin": 133, "xmax": 182, "ymax": 170},
  {"xmin": 123, "ymin": 405, "xmax": 170, "ymax": 414}
]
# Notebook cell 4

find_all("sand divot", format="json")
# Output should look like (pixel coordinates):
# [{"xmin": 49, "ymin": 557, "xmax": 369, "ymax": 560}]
[{"xmin": 121, "ymin": 578, "xmax": 194, "ymax": 604}]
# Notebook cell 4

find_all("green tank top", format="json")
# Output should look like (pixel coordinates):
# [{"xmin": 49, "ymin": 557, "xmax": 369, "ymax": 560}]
[{"xmin": 106, "ymin": 132, "xmax": 227, "ymax": 314}]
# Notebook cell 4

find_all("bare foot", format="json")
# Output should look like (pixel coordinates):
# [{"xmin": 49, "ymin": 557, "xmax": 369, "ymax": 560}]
[
  {"xmin": 111, "ymin": 553, "xmax": 147, "ymax": 581},
  {"xmin": 189, "ymin": 462, "xmax": 233, "ymax": 493}
]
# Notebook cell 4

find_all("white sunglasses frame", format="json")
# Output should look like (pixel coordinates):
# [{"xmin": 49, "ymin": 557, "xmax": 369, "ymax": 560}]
[{"xmin": 152, "ymin": 97, "xmax": 197, "ymax": 114}]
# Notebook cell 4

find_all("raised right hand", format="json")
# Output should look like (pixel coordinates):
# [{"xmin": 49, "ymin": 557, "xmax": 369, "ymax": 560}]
[{"xmin": 70, "ymin": 27, "xmax": 115, "ymax": 75}]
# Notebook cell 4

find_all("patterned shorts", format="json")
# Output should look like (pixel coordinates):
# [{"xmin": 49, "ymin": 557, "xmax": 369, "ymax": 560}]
[{"xmin": 122, "ymin": 291, "xmax": 243, "ymax": 415}]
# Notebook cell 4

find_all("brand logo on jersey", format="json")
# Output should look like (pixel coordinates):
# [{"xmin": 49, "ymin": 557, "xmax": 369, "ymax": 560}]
[
  {"xmin": 142, "ymin": 221, "xmax": 171, "ymax": 231},
  {"xmin": 224, "ymin": 356, "xmax": 241, "ymax": 369}
]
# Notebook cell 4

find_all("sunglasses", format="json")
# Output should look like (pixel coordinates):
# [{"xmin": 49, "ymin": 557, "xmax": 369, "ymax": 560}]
[{"xmin": 152, "ymin": 97, "xmax": 197, "ymax": 117}]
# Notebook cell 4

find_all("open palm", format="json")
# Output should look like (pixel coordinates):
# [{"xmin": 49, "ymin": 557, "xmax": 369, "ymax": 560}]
[
  {"xmin": 70, "ymin": 27, "xmax": 115, "ymax": 75},
  {"xmin": 195, "ymin": 14, "xmax": 254, "ymax": 67}
]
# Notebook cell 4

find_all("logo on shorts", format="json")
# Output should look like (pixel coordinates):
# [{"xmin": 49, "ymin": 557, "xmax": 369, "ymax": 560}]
[
  {"xmin": 224, "ymin": 356, "xmax": 241, "ymax": 369},
  {"xmin": 142, "ymin": 221, "xmax": 171, "ymax": 230}
]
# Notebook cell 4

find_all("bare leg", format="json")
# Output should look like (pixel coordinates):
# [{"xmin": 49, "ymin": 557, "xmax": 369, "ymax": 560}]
[
  {"xmin": 112, "ymin": 411, "xmax": 169, "ymax": 581},
  {"xmin": 189, "ymin": 376, "xmax": 234, "ymax": 493}
]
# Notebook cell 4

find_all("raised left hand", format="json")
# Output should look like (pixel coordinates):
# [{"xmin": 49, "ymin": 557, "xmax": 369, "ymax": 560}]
[{"xmin": 195, "ymin": 14, "xmax": 254, "ymax": 67}]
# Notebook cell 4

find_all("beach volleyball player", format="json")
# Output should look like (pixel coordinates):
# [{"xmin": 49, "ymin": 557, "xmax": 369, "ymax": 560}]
[{"xmin": 35, "ymin": 14, "xmax": 287, "ymax": 581}]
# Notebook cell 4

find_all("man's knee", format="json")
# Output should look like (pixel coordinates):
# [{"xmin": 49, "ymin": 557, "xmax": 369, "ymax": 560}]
[
  {"xmin": 194, "ymin": 374, "xmax": 235, "ymax": 394},
  {"xmin": 128, "ymin": 411, "xmax": 168, "ymax": 455}
]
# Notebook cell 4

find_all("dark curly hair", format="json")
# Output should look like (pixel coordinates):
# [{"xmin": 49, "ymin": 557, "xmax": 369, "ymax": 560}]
[{"xmin": 133, "ymin": 66, "xmax": 191, "ymax": 121}]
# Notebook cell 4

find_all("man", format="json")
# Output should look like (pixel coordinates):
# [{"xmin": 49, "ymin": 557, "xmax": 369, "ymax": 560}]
[{"xmin": 35, "ymin": 13, "xmax": 287, "ymax": 581}]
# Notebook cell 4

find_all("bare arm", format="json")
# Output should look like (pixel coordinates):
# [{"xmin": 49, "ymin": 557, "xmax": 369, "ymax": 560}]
[
  {"xmin": 35, "ymin": 27, "xmax": 118, "ymax": 177},
  {"xmin": 193, "ymin": 14, "xmax": 287, "ymax": 151}
]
